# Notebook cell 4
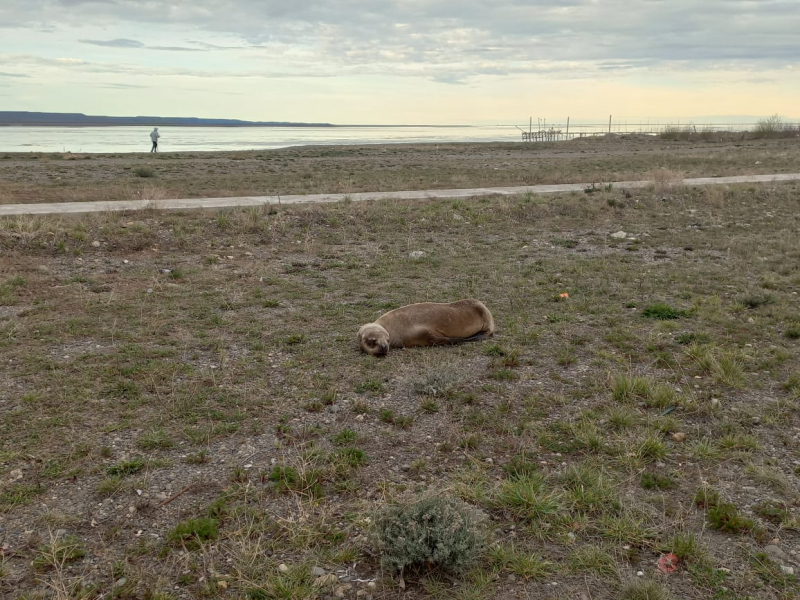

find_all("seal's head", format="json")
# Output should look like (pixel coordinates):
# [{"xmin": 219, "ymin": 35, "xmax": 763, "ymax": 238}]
[{"xmin": 357, "ymin": 323, "xmax": 390, "ymax": 356}]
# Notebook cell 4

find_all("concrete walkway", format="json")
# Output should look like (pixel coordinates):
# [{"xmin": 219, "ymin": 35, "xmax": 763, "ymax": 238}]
[{"xmin": 1, "ymin": 173, "xmax": 799, "ymax": 217}]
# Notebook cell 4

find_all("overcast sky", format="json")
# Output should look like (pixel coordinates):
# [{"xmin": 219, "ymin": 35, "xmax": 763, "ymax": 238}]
[{"xmin": 1, "ymin": 0, "xmax": 798, "ymax": 124}]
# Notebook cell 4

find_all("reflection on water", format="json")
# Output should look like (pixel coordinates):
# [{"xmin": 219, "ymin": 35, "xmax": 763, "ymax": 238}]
[{"xmin": 0, "ymin": 125, "xmax": 526, "ymax": 153}]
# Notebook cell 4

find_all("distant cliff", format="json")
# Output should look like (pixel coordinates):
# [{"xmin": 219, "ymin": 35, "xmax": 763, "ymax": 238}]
[{"xmin": 0, "ymin": 111, "xmax": 333, "ymax": 127}]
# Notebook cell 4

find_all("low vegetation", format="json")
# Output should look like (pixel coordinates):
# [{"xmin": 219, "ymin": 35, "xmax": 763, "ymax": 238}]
[{"xmin": 0, "ymin": 156, "xmax": 798, "ymax": 598}]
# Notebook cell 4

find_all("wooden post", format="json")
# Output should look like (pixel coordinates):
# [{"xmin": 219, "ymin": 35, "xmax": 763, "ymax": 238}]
[
  {"xmin": 566, "ymin": 117, "xmax": 570, "ymax": 137},
  {"xmin": 608, "ymin": 115, "xmax": 612, "ymax": 134},
  {"xmin": 529, "ymin": 117, "xmax": 532, "ymax": 138}
]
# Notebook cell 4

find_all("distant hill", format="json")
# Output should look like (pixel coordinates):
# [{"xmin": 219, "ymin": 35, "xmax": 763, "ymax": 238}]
[{"xmin": 0, "ymin": 111, "xmax": 333, "ymax": 127}]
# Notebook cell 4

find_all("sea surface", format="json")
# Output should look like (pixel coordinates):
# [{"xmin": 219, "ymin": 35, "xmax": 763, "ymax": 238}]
[{"xmin": 0, "ymin": 125, "xmax": 532, "ymax": 153}]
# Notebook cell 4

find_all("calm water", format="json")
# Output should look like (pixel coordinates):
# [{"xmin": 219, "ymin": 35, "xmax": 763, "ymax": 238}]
[{"xmin": 0, "ymin": 125, "xmax": 529, "ymax": 153}]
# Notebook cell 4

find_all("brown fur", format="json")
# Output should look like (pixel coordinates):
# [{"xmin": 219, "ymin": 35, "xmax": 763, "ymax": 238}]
[{"xmin": 357, "ymin": 299, "xmax": 495, "ymax": 356}]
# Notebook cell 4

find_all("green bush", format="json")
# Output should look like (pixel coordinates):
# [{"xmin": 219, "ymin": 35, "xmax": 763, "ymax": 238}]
[{"xmin": 372, "ymin": 496, "xmax": 486, "ymax": 574}]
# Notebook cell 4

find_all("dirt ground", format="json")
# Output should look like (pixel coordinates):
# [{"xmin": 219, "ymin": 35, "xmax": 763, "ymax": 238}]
[
  {"xmin": 0, "ymin": 140, "xmax": 799, "ymax": 599},
  {"xmin": 2, "ymin": 135, "xmax": 800, "ymax": 205}
]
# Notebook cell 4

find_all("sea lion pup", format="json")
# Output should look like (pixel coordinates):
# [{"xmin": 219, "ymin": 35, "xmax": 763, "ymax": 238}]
[{"xmin": 358, "ymin": 299, "xmax": 495, "ymax": 357}]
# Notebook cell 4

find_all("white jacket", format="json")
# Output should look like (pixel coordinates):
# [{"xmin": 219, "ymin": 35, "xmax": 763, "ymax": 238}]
[{"xmin": 150, "ymin": 128, "xmax": 160, "ymax": 142}]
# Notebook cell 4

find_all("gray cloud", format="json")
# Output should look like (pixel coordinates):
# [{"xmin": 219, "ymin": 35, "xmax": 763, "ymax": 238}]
[
  {"xmin": 0, "ymin": 71, "xmax": 29, "ymax": 77},
  {"xmin": 80, "ymin": 38, "xmax": 145, "ymax": 48},
  {"xmin": 3, "ymin": 0, "xmax": 799, "ymax": 83},
  {"xmin": 80, "ymin": 38, "xmax": 204, "ymax": 51}
]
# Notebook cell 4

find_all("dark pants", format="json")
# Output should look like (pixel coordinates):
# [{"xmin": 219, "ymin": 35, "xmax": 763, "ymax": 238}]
[{"xmin": 150, "ymin": 141, "xmax": 158, "ymax": 153}]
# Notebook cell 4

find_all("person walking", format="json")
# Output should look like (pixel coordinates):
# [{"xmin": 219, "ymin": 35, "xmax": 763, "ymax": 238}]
[{"xmin": 150, "ymin": 127, "xmax": 160, "ymax": 153}]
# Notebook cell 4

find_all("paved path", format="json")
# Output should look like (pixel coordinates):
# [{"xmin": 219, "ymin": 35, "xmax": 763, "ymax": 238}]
[{"xmin": 1, "ymin": 173, "xmax": 799, "ymax": 217}]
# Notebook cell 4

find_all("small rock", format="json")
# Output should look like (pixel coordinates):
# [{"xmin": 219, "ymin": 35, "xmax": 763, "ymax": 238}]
[
  {"xmin": 37, "ymin": 265, "xmax": 49, "ymax": 272},
  {"xmin": 311, "ymin": 566, "xmax": 327, "ymax": 577},
  {"xmin": 278, "ymin": 564, "xmax": 290, "ymax": 573},
  {"xmin": 409, "ymin": 250, "xmax": 425, "ymax": 259},
  {"xmin": 671, "ymin": 432, "xmax": 687, "ymax": 442},
  {"xmin": 159, "ymin": 268, "xmax": 172, "ymax": 274},
  {"xmin": 780, "ymin": 565, "xmax": 794, "ymax": 576},
  {"xmin": 610, "ymin": 231, "xmax": 628, "ymax": 239},
  {"xmin": 636, "ymin": 571, "xmax": 644, "ymax": 577},
  {"xmin": 122, "ymin": 260, "xmax": 130, "ymax": 264},
  {"xmin": 710, "ymin": 398, "xmax": 720, "ymax": 408},
  {"xmin": 453, "ymin": 214, "xmax": 463, "ymax": 221},
  {"xmin": 91, "ymin": 241, "xmax": 101, "ymax": 248},
  {"xmin": 217, "ymin": 580, "xmax": 228, "ymax": 590},
  {"xmin": 765, "ymin": 545, "xmax": 789, "ymax": 562}
]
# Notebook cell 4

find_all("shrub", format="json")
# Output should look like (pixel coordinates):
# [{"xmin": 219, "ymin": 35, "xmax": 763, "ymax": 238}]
[
  {"xmin": 754, "ymin": 114, "xmax": 783, "ymax": 138},
  {"xmin": 372, "ymin": 496, "xmax": 486, "ymax": 574},
  {"xmin": 134, "ymin": 166, "xmax": 155, "ymax": 178}
]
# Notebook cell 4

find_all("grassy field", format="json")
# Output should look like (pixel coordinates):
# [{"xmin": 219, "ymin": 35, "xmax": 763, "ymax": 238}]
[
  {"xmin": 2, "ymin": 136, "xmax": 800, "ymax": 204},
  {"xmin": 0, "ymin": 146, "xmax": 799, "ymax": 599}
]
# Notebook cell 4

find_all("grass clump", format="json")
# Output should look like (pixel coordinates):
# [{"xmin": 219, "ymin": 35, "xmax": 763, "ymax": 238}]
[
  {"xmin": 495, "ymin": 475, "xmax": 562, "ymax": 521},
  {"xmin": 611, "ymin": 374, "xmax": 677, "ymax": 408},
  {"xmin": 489, "ymin": 544, "xmax": 552, "ymax": 580},
  {"xmin": 331, "ymin": 428, "xmax": 358, "ymax": 446},
  {"xmin": 167, "ymin": 517, "xmax": 219, "ymax": 550},
  {"xmin": 640, "ymin": 472, "xmax": 676, "ymax": 490},
  {"xmin": 32, "ymin": 534, "xmax": 87, "ymax": 570},
  {"xmin": 0, "ymin": 484, "xmax": 45, "ymax": 512},
  {"xmin": 661, "ymin": 532, "xmax": 707, "ymax": 565},
  {"xmin": 568, "ymin": 544, "xmax": 620, "ymax": 581},
  {"xmin": 618, "ymin": 578, "xmax": 674, "ymax": 600},
  {"xmin": 737, "ymin": 293, "xmax": 774, "ymax": 309},
  {"xmin": 706, "ymin": 502, "xmax": 755, "ymax": 534},
  {"xmin": 268, "ymin": 465, "xmax": 323, "ymax": 498},
  {"xmin": 107, "ymin": 457, "xmax": 146, "ymax": 477},
  {"xmin": 503, "ymin": 453, "xmax": 540, "ymax": 480},
  {"xmin": 642, "ymin": 303, "xmax": 688, "ymax": 320},
  {"xmin": 754, "ymin": 500, "xmax": 789, "ymax": 525},
  {"xmin": 137, "ymin": 429, "xmax": 174, "ymax": 451},
  {"xmin": 674, "ymin": 331, "xmax": 711, "ymax": 345},
  {"xmin": 372, "ymin": 496, "xmax": 486, "ymax": 574},
  {"xmin": 749, "ymin": 551, "xmax": 800, "ymax": 591}
]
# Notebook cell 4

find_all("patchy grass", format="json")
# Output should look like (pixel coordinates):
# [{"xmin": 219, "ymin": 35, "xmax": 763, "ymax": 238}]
[
  {"xmin": 3, "ymin": 136, "xmax": 800, "ymax": 205},
  {"xmin": 0, "ymin": 161, "xmax": 798, "ymax": 599}
]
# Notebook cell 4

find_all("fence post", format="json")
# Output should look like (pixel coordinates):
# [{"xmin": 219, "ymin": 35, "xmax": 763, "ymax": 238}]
[{"xmin": 608, "ymin": 115, "xmax": 612, "ymax": 134}]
